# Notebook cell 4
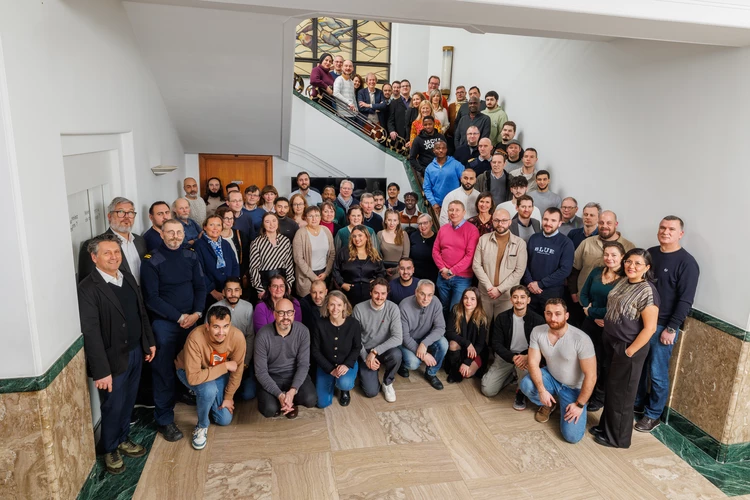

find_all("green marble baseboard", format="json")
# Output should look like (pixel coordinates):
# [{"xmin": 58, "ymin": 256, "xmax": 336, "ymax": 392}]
[
  {"xmin": 0, "ymin": 336, "xmax": 84, "ymax": 393},
  {"xmin": 688, "ymin": 309, "xmax": 749, "ymax": 342},
  {"xmin": 663, "ymin": 407, "xmax": 750, "ymax": 463}
]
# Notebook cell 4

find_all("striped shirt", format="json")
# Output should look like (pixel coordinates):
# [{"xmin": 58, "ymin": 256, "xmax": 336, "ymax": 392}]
[{"xmin": 248, "ymin": 234, "xmax": 295, "ymax": 294}]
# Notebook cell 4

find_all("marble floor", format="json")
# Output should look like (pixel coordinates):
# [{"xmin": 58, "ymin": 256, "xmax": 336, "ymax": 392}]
[{"xmin": 78, "ymin": 371, "xmax": 747, "ymax": 500}]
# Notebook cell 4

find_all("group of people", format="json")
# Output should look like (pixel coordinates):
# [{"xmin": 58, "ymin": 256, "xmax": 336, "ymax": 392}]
[{"xmin": 78, "ymin": 76, "xmax": 700, "ymax": 475}]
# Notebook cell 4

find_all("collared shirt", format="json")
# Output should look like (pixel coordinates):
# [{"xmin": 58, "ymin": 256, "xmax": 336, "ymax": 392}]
[
  {"xmin": 544, "ymin": 230, "xmax": 560, "ymax": 238},
  {"xmin": 291, "ymin": 189, "xmax": 323, "ymax": 206},
  {"xmin": 96, "ymin": 268, "xmax": 124, "ymax": 287},
  {"xmin": 113, "ymin": 228, "xmax": 141, "ymax": 284},
  {"xmin": 451, "ymin": 220, "xmax": 466, "ymax": 230}
]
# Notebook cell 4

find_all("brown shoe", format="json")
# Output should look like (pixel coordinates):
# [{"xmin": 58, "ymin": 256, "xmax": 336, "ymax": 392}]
[
  {"xmin": 104, "ymin": 450, "xmax": 126, "ymax": 475},
  {"xmin": 118, "ymin": 439, "xmax": 146, "ymax": 458},
  {"xmin": 535, "ymin": 404, "xmax": 557, "ymax": 423},
  {"xmin": 285, "ymin": 406, "xmax": 298, "ymax": 419}
]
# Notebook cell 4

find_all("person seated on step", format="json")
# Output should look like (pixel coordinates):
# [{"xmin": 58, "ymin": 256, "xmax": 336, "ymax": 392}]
[
  {"xmin": 397, "ymin": 279, "xmax": 448, "ymax": 391},
  {"xmin": 175, "ymin": 305, "xmax": 246, "ymax": 450},
  {"xmin": 481, "ymin": 285, "xmax": 545, "ymax": 410},
  {"xmin": 312, "ymin": 291, "xmax": 362, "ymax": 408},
  {"xmin": 443, "ymin": 287, "xmax": 489, "ymax": 384},
  {"xmin": 254, "ymin": 298, "xmax": 318, "ymax": 419},
  {"xmin": 518, "ymin": 299, "xmax": 596, "ymax": 444},
  {"xmin": 353, "ymin": 278, "xmax": 403, "ymax": 403}
]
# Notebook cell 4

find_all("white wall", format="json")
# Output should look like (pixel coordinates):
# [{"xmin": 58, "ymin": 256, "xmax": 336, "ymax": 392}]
[
  {"xmin": 392, "ymin": 23, "xmax": 750, "ymax": 329},
  {"xmin": 0, "ymin": 0, "xmax": 184, "ymax": 377}
]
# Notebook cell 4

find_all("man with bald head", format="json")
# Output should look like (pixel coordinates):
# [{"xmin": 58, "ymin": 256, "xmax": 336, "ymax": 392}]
[
  {"xmin": 254, "ymin": 297, "xmax": 317, "ymax": 418},
  {"xmin": 473, "ymin": 208, "xmax": 527, "ymax": 317},
  {"xmin": 466, "ymin": 137, "xmax": 493, "ymax": 177},
  {"xmin": 454, "ymin": 96, "xmax": 490, "ymax": 148},
  {"xmin": 183, "ymin": 177, "xmax": 207, "ymax": 227},
  {"xmin": 569, "ymin": 210, "xmax": 636, "ymax": 303},
  {"xmin": 172, "ymin": 198, "xmax": 202, "ymax": 247}
]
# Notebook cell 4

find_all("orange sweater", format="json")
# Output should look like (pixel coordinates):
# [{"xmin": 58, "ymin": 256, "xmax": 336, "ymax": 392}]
[{"xmin": 175, "ymin": 324, "xmax": 246, "ymax": 400}]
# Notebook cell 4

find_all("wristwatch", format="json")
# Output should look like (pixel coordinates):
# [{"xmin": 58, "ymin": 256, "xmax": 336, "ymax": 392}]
[
  {"xmin": 666, "ymin": 327, "xmax": 677, "ymax": 335},
  {"xmin": 194, "ymin": 312, "xmax": 203, "ymax": 319},
  {"xmin": 575, "ymin": 401, "xmax": 585, "ymax": 409}
]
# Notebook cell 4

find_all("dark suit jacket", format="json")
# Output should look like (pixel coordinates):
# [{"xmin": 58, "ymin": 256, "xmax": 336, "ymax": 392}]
[
  {"xmin": 357, "ymin": 88, "xmax": 388, "ymax": 128},
  {"xmin": 78, "ymin": 228, "xmax": 147, "ymax": 283},
  {"xmin": 510, "ymin": 216, "xmax": 541, "ymax": 237},
  {"xmin": 77, "ymin": 268, "xmax": 155, "ymax": 380},
  {"xmin": 490, "ymin": 308, "xmax": 546, "ymax": 363},
  {"xmin": 387, "ymin": 97, "xmax": 411, "ymax": 139},
  {"xmin": 193, "ymin": 236, "xmax": 240, "ymax": 294}
]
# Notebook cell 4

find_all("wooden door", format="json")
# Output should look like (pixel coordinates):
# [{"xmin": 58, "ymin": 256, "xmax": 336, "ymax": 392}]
[{"xmin": 198, "ymin": 154, "xmax": 273, "ymax": 194}]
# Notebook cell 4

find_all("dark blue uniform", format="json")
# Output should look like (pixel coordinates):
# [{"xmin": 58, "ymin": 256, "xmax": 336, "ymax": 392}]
[{"xmin": 141, "ymin": 243, "xmax": 206, "ymax": 427}]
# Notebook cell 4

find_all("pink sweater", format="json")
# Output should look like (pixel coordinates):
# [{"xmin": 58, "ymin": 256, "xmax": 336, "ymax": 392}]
[{"xmin": 432, "ymin": 222, "xmax": 480, "ymax": 278}]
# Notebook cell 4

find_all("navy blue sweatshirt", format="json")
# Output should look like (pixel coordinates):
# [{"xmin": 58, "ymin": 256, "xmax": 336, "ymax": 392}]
[
  {"xmin": 141, "ymin": 243, "xmax": 207, "ymax": 322},
  {"xmin": 523, "ymin": 231, "xmax": 574, "ymax": 291},
  {"xmin": 648, "ymin": 246, "xmax": 700, "ymax": 330}
]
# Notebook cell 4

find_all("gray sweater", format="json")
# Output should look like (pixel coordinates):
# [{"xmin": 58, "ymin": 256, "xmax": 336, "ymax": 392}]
[
  {"xmin": 353, "ymin": 300, "xmax": 403, "ymax": 360},
  {"xmin": 399, "ymin": 296, "xmax": 446, "ymax": 353},
  {"xmin": 530, "ymin": 190, "xmax": 562, "ymax": 215},
  {"xmin": 254, "ymin": 321, "xmax": 310, "ymax": 396}
]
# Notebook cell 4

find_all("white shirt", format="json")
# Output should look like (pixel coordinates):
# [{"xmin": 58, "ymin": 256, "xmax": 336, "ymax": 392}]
[
  {"xmin": 96, "ymin": 268, "xmax": 124, "ymax": 287},
  {"xmin": 113, "ymin": 229, "xmax": 142, "ymax": 284},
  {"xmin": 495, "ymin": 202, "xmax": 542, "ymax": 222},
  {"xmin": 439, "ymin": 188, "xmax": 480, "ymax": 226}
]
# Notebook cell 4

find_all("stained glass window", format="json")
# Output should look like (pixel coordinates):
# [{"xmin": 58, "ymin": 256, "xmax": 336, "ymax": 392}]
[{"xmin": 294, "ymin": 18, "xmax": 391, "ymax": 83}]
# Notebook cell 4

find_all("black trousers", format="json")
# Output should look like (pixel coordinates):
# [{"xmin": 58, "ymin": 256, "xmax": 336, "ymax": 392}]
[
  {"xmin": 100, "ymin": 349, "xmax": 142, "ymax": 453},
  {"xmin": 257, "ymin": 374, "xmax": 317, "ymax": 417},
  {"xmin": 600, "ymin": 332, "xmax": 650, "ymax": 448},
  {"xmin": 358, "ymin": 347, "xmax": 402, "ymax": 397},
  {"xmin": 581, "ymin": 317, "xmax": 606, "ymax": 406},
  {"xmin": 345, "ymin": 283, "xmax": 371, "ymax": 307}
]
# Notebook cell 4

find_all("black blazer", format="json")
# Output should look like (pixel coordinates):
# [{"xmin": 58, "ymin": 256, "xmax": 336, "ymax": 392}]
[
  {"xmin": 77, "ymin": 268, "xmax": 155, "ymax": 380},
  {"xmin": 357, "ymin": 88, "xmax": 387, "ymax": 128},
  {"xmin": 490, "ymin": 308, "xmax": 545, "ymax": 363},
  {"xmin": 387, "ymin": 97, "xmax": 411, "ymax": 139},
  {"xmin": 77, "ymin": 228, "xmax": 147, "ymax": 283}
]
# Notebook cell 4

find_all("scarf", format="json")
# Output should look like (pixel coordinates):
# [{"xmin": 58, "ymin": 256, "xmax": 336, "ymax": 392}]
[
  {"xmin": 337, "ymin": 194, "xmax": 353, "ymax": 211},
  {"xmin": 205, "ymin": 235, "xmax": 226, "ymax": 269}
]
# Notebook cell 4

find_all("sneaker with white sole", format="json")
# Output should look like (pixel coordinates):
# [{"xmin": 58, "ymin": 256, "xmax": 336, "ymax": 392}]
[
  {"xmin": 192, "ymin": 426, "xmax": 208, "ymax": 450},
  {"xmin": 382, "ymin": 382, "xmax": 396, "ymax": 403}
]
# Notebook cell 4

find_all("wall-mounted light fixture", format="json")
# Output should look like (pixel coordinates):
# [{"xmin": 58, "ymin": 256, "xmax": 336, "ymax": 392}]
[
  {"xmin": 441, "ymin": 46, "xmax": 454, "ymax": 99},
  {"xmin": 151, "ymin": 165, "xmax": 178, "ymax": 176}
]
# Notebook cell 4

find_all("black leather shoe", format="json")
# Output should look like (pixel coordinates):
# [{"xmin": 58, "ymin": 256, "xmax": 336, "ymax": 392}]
[
  {"xmin": 285, "ymin": 406, "xmax": 299, "ymax": 419},
  {"xmin": 177, "ymin": 391, "xmax": 197, "ymax": 406},
  {"xmin": 634, "ymin": 405, "xmax": 645, "ymax": 415},
  {"xmin": 594, "ymin": 434, "xmax": 617, "ymax": 448},
  {"xmin": 587, "ymin": 402, "xmax": 603, "ymax": 412},
  {"xmin": 588, "ymin": 426, "xmax": 604, "ymax": 437},
  {"xmin": 634, "ymin": 416, "xmax": 661, "ymax": 433},
  {"xmin": 398, "ymin": 364, "xmax": 410, "ymax": 378},
  {"xmin": 339, "ymin": 390, "xmax": 351, "ymax": 406},
  {"xmin": 157, "ymin": 422, "xmax": 184, "ymax": 442},
  {"xmin": 424, "ymin": 374, "xmax": 444, "ymax": 391}
]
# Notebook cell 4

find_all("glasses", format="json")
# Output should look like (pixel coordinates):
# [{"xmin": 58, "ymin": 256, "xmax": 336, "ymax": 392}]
[
  {"xmin": 112, "ymin": 210, "xmax": 137, "ymax": 218},
  {"xmin": 492, "ymin": 218, "xmax": 511, "ymax": 224},
  {"xmin": 275, "ymin": 310, "xmax": 295, "ymax": 317},
  {"xmin": 270, "ymin": 284, "xmax": 286, "ymax": 290},
  {"xmin": 561, "ymin": 206, "xmax": 577, "ymax": 210},
  {"xmin": 293, "ymin": 203, "xmax": 305, "ymax": 207},
  {"xmin": 623, "ymin": 260, "xmax": 646, "ymax": 269},
  {"xmin": 417, "ymin": 221, "xmax": 431, "ymax": 226}
]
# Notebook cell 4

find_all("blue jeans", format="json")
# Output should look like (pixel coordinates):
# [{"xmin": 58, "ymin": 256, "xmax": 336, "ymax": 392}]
[
  {"xmin": 635, "ymin": 325, "xmax": 674, "ymax": 420},
  {"xmin": 315, "ymin": 362, "xmax": 358, "ymax": 408},
  {"xmin": 176, "ymin": 369, "xmax": 233, "ymax": 428},
  {"xmin": 238, "ymin": 363, "xmax": 257, "ymax": 401},
  {"xmin": 436, "ymin": 275, "xmax": 472, "ymax": 317},
  {"xmin": 519, "ymin": 368, "xmax": 587, "ymax": 443},
  {"xmin": 151, "ymin": 319, "xmax": 189, "ymax": 426},
  {"xmin": 399, "ymin": 337, "xmax": 448, "ymax": 377}
]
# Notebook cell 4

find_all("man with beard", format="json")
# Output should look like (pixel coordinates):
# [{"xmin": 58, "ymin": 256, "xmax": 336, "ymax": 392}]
[
  {"xmin": 409, "ymin": 116, "xmax": 446, "ymax": 176},
  {"xmin": 476, "ymin": 150, "xmax": 511, "ymax": 205},
  {"xmin": 569, "ymin": 210, "xmax": 635, "ymax": 304},
  {"xmin": 530, "ymin": 170, "xmax": 562, "ymax": 214},
  {"xmin": 466, "ymin": 137, "xmax": 493, "ymax": 177},
  {"xmin": 522, "ymin": 208, "xmax": 575, "ymax": 315},
  {"xmin": 388, "ymin": 79, "xmax": 412, "ymax": 142},
  {"xmin": 505, "ymin": 139, "xmax": 524, "ymax": 173},
  {"xmin": 509, "ymin": 195, "xmax": 542, "ymax": 242},
  {"xmin": 183, "ymin": 177, "xmax": 207, "ymax": 227},
  {"xmin": 519, "ymin": 299, "xmax": 596, "ymax": 443},
  {"xmin": 454, "ymin": 96, "xmax": 490, "ymax": 148},
  {"xmin": 290, "ymin": 171, "xmax": 322, "ymax": 206},
  {"xmin": 333, "ymin": 60, "xmax": 357, "ymax": 120},
  {"xmin": 372, "ymin": 190, "xmax": 387, "ymax": 219},
  {"xmin": 497, "ymin": 176, "xmax": 542, "ymax": 223},
  {"xmin": 422, "ymin": 75, "xmax": 449, "ymax": 108},
  {"xmin": 386, "ymin": 183, "xmax": 406, "ymax": 211},
  {"xmin": 388, "ymin": 258, "xmax": 418, "ymax": 305},
  {"xmin": 202, "ymin": 177, "xmax": 225, "ymax": 217},
  {"xmin": 399, "ymin": 192, "xmax": 421, "ymax": 232},
  {"xmin": 510, "ymin": 148, "xmax": 540, "ymax": 193},
  {"xmin": 300, "ymin": 279, "xmax": 327, "ymax": 333},
  {"xmin": 143, "ymin": 201, "xmax": 172, "ymax": 253},
  {"xmin": 439, "ymin": 168, "xmax": 479, "ymax": 226},
  {"xmin": 381, "ymin": 83, "xmax": 393, "ymax": 129},
  {"xmin": 274, "ymin": 197, "xmax": 300, "ymax": 241},
  {"xmin": 210, "ymin": 277, "xmax": 256, "ymax": 402},
  {"xmin": 172, "ymin": 197, "xmax": 202, "ymax": 247},
  {"xmin": 141, "ymin": 219, "xmax": 207, "ymax": 443},
  {"xmin": 453, "ymin": 126, "xmax": 481, "ymax": 167},
  {"xmin": 455, "ymin": 86, "xmax": 487, "ymax": 125},
  {"xmin": 472, "ymin": 208, "xmax": 527, "ymax": 318},
  {"xmin": 423, "ymin": 140, "xmax": 464, "ymax": 216},
  {"xmin": 495, "ymin": 121, "xmax": 517, "ymax": 152},
  {"xmin": 78, "ymin": 197, "xmax": 147, "ymax": 284},
  {"xmin": 482, "ymin": 91, "xmax": 508, "ymax": 146}
]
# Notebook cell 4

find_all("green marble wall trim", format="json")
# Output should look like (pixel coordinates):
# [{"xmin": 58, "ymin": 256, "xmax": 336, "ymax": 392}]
[
  {"xmin": 0, "ymin": 336, "xmax": 84, "ymax": 393},
  {"xmin": 688, "ymin": 309, "xmax": 749, "ymax": 342},
  {"xmin": 663, "ymin": 407, "xmax": 750, "ymax": 463}
]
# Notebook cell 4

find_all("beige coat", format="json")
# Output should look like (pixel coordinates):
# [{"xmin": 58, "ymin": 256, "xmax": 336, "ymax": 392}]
[
  {"xmin": 293, "ymin": 226, "xmax": 335, "ymax": 296},
  {"xmin": 572, "ymin": 233, "xmax": 636, "ymax": 293},
  {"xmin": 472, "ymin": 231, "xmax": 527, "ymax": 300}
]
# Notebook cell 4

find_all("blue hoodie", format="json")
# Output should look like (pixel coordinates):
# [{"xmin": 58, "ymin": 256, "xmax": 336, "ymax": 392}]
[{"xmin": 423, "ymin": 156, "xmax": 464, "ymax": 207}]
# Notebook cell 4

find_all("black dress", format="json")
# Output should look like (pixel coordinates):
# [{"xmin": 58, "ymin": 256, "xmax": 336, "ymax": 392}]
[
  {"xmin": 332, "ymin": 247, "xmax": 386, "ymax": 305},
  {"xmin": 409, "ymin": 231, "xmax": 438, "ymax": 281}
]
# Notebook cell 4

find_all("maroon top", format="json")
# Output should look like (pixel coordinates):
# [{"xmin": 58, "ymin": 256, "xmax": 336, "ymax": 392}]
[{"xmin": 310, "ymin": 65, "xmax": 334, "ymax": 98}]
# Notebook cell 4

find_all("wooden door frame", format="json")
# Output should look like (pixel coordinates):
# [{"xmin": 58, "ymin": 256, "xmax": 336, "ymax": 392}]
[{"xmin": 198, "ymin": 154, "xmax": 274, "ymax": 193}]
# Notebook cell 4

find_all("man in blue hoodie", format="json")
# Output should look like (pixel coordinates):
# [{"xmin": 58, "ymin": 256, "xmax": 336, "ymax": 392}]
[
  {"xmin": 523, "ymin": 208, "xmax": 575, "ymax": 315},
  {"xmin": 423, "ymin": 140, "xmax": 464, "ymax": 216}
]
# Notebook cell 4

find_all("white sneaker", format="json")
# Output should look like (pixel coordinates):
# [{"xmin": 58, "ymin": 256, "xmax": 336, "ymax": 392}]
[
  {"xmin": 192, "ymin": 426, "xmax": 208, "ymax": 450},
  {"xmin": 382, "ymin": 383, "xmax": 396, "ymax": 403}
]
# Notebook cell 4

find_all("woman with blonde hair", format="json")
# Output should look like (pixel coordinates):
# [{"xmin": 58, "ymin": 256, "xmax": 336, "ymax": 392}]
[
  {"xmin": 410, "ymin": 100, "xmax": 442, "ymax": 142},
  {"xmin": 332, "ymin": 225, "xmax": 385, "ymax": 305},
  {"xmin": 289, "ymin": 193, "xmax": 308, "ymax": 228},
  {"xmin": 312, "ymin": 291, "xmax": 362, "ymax": 407},
  {"xmin": 444, "ymin": 287, "xmax": 489, "ymax": 383},
  {"xmin": 377, "ymin": 209, "xmax": 410, "ymax": 279},
  {"xmin": 429, "ymin": 89, "xmax": 449, "ymax": 131}
]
